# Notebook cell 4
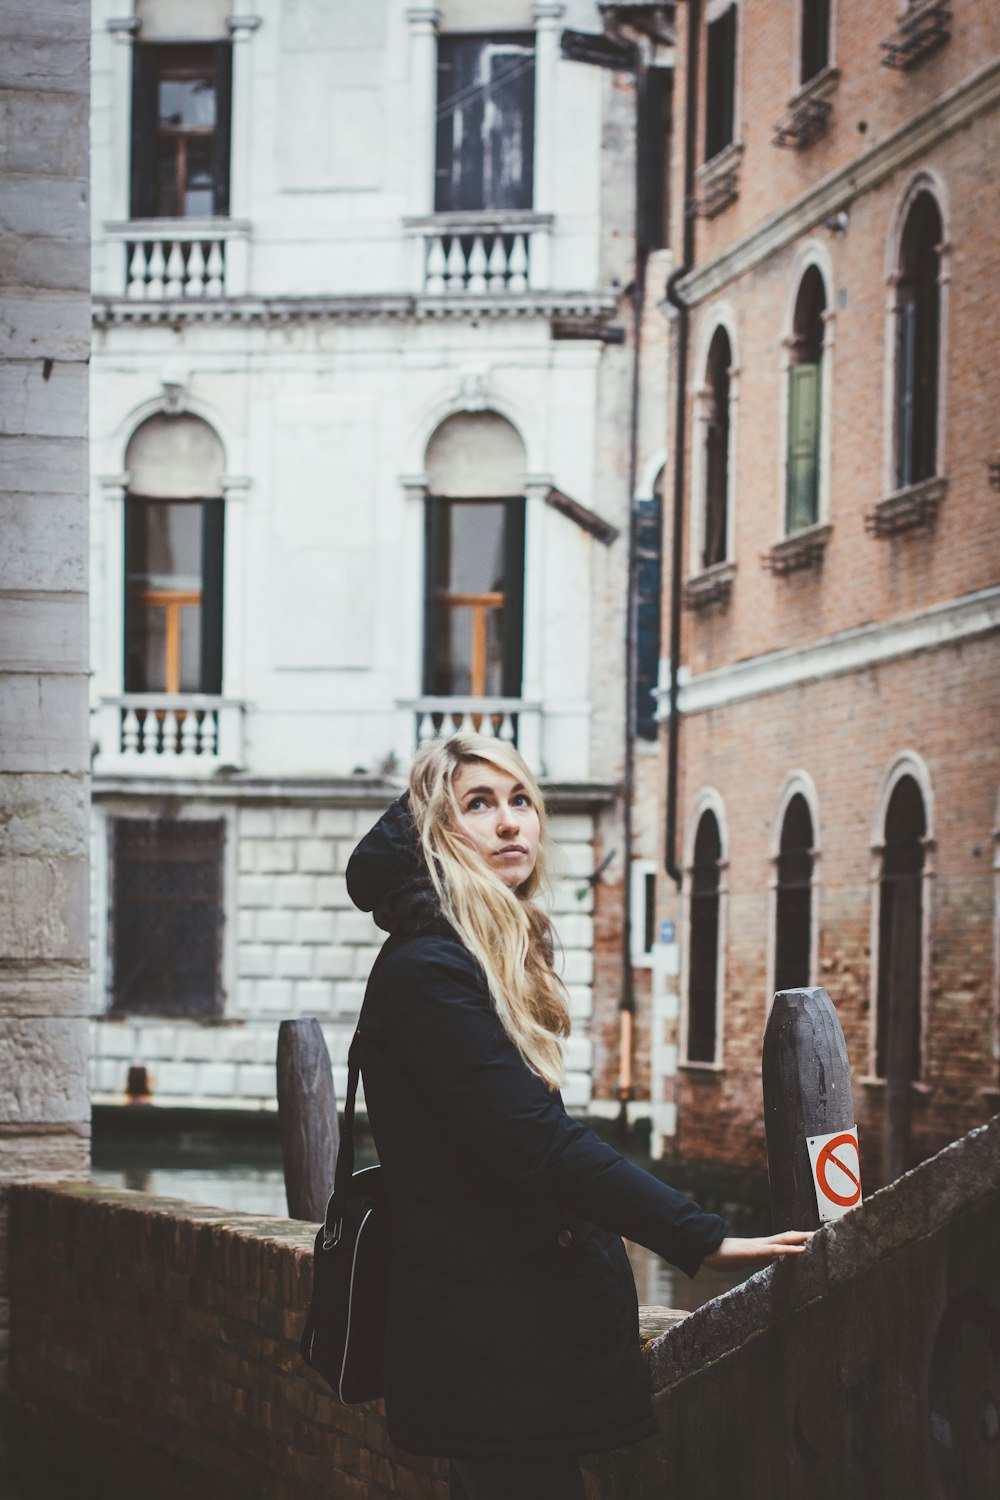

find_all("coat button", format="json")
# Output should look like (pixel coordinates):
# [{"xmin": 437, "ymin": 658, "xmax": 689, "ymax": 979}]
[{"xmin": 557, "ymin": 1228, "xmax": 573, "ymax": 1248}]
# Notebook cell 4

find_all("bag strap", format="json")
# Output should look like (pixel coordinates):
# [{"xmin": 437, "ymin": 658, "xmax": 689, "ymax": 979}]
[{"xmin": 324, "ymin": 1030, "xmax": 362, "ymax": 1244}]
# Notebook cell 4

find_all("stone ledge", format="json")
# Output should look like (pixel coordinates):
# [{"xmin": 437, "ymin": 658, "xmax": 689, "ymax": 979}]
[
  {"xmin": 772, "ymin": 66, "xmax": 840, "ymax": 149},
  {"xmin": 865, "ymin": 475, "xmax": 947, "ymax": 537},
  {"xmin": 760, "ymin": 522, "xmax": 832, "ymax": 576},
  {"xmin": 691, "ymin": 142, "xmax": 743, "ymax": 219},
  {"xmin": 646, "ymin": 1112, "xmax": 1000, "ymax": 1397},
  {"xmin": 683, "ymin": 561, "xmax": 737, "ymax": 613}
]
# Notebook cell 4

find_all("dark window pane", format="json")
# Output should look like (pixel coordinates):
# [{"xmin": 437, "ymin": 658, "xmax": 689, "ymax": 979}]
[
  {"xmin": 703, "ymin": 328, "xmax": 731, "ymax": 568},
  {"xmin": 643, "ymin": 871, "xmax": 656, "ymax": 954},
  {"xmin": 111, "ymin": 818, "xmax": 224, "ymax": 1018},
  {"xmin": 436, "ymin": 36, "xmax": 535, "ymax": 212},
  {"xmin": 775, "ymin": 794, "xmax": 813, "ymax": 993},
  {"xmin": 896, "ymin": 193, "xmax": 942, "ymax": 488},
  {"xmin": 876, "ymin": 778, "xmax": 926, "ymax": 1079},
  {"xmin": 157, "ymin": 76, "xmax": 217, "ymax": 130},
  {"xmin": 801, "ymin": 0, "xmax": 831, "ymax": 83},
  {"xmin": 687, "ymin": 812, "xmax": 722, "ymax": 1063},
  {"xmin": 705, "ymin": 6, "xmax": 737, "ymax": 162}
]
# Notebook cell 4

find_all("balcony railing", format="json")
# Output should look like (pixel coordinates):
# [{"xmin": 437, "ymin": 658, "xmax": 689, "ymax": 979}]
[
  {"xmin": 102, "ymin": 219, "xmax": 251, "ymax": 300},
  {"xmin": 93, "ymin": 695, "xmax": 245, "ymax": 775},
  {"xmin": 398, "ymin": 697, "xmax": 542, "ymax": 767},
  {"xmin": 404, "ymin": 212, "xmax": 554, "ymax": 296}
]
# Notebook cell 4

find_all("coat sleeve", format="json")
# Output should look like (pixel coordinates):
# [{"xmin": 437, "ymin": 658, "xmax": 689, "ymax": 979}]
[{"xmin": 369, "ymin": 938, "xmax": 728, "ymax": 1278}]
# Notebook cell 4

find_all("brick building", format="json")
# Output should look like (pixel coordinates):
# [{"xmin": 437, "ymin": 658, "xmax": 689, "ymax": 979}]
[{"xmin": 643, "ymin": 0, "xmax": 1000, "ymax": 1180}]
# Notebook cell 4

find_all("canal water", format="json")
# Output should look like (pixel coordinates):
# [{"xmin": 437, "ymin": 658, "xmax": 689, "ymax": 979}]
[{"xmin": 91, "ymin": 1126, "xmax": 748, "ymax": 1312}]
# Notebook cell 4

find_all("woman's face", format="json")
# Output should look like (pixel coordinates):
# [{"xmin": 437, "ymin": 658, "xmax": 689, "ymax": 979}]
[{"xmin": 451, "ymin": 761, "xmax": 541, "ymax": 890}]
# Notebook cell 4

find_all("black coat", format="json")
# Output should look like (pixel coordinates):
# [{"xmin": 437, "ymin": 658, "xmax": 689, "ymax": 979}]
[{"xmin": 347, "ymin": 798, "xmax": 728, "ymax": 1460}]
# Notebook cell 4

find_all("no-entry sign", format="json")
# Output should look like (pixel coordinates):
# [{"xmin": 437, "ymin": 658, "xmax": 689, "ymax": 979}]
[{"xmin": 805, "ymin": 1126, "xmax": 862, "ymax": 1222}]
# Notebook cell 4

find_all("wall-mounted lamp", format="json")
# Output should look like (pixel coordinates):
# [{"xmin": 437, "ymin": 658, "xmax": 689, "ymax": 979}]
[{"xmin": 823, "ymin": 210, "xmax": 850, "ymax": 235}]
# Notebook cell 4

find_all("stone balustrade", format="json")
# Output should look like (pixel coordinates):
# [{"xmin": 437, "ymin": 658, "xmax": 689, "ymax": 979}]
[
  {"xmin": 92, "ymin": 695, "xmax": 246, "ymax": 774},
  {"xmin": 103, "ymin": 219, "xmax": 251, "ymax": 300},
  {"xmin": 404, "ymin": 212, "xmax": 554, "ymax": 295}
]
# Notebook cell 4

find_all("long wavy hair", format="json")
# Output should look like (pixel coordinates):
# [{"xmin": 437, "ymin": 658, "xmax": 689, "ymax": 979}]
[{"xmin": 407, "ymin": 734, "xmax": 571, "ymax": 1091}]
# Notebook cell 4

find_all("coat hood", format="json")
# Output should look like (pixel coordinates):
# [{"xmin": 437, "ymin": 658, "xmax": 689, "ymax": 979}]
[{"xmin": 346, "ymin": 793, "xmax": 445, "ymax": 936}]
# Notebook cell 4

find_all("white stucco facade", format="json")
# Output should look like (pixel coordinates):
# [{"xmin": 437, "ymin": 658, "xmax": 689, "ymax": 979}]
[{"xmin": 88, "ymin": 0, "xmax": 659, "ymax": 1111}]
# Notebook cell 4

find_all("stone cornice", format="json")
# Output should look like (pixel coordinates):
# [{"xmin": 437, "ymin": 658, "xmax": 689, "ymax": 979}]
[
  {"xmin": 92, "ymin": 291, "xmax": 618, "ymax": 329},
  {"xmin": 679, "ymin": 55, "xmax": 1000, "ymax": 305},
  {"xmin": 655, "ymin": 585, "xmax": 1000, "ymax": 718},
  {"xmin": 92, "ymin": 774, "xmax": 619, "ymax": 808}
]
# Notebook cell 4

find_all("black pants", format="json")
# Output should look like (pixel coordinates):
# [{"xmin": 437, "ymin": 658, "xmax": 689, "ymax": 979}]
[{"xmin": 449, "ymin": 1453, "xmax": 585, "ymax": 1500}]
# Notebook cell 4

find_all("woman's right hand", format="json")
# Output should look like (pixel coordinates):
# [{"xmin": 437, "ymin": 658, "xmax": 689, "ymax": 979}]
[{"xmin": 702, "ymin": 1230, "xmax": 814, "ymax": 1269}]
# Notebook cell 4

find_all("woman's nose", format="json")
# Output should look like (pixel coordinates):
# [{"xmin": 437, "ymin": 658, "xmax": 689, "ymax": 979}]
[{"xmin": 496, "ymin": 804, "xmax": 519, "ymax": 833}]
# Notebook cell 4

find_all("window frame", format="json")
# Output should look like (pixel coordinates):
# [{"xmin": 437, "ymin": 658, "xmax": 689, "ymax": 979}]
[
  {"xmin": 868, "ymin": 752, "xmax": 936, "ymax": 1084},
  {"xmin": 680, "ymin": 791, "xmax": 729, "ymax": 1070},
  {"xmin": 703, "ymin": 1, "xmax": 739, "ymax": 165},
  {"xmin": 689, "ymin": 306, "xmax": 739, "ymax": 577},
  {"xmin": 777, "ymin": 247, "xmax": 834, "ymax": 542},
  {"xmin": 422, "ymin": 493, "xmax": 526, "ymax": 699},
  {"xmin": 434, "ymin": 31, "xmax": 536, "ymax": 215},
  {"xmin": 796, "ymin": 0, "xmax": 836, "ymax": 91},
  {"xmin": 107, "ymin": 813, "xmax": 228, "ymax": 1021},
  {"xmin": 630, "ymin": 858, "xmax": 658, "ymax": 969},
  {"xmin": 123, "ymin": 494, "xmax": 225, "ymax": 697},
  {"xmin": 882, "ymin": 172, "xmax": 951, "ymax": 502},
  {"xmin": 767, "ymin": 773, "xmax": 821, "ymax": 1005},
  {"xmin": 130, "ymin": 41, "xmax": 233, "ymax": 220}
]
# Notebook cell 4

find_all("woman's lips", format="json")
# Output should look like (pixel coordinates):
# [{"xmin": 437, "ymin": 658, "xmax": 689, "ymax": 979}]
[{"xmin": 496, "ymin": 847, "xmax": 527, "ymax": 857}]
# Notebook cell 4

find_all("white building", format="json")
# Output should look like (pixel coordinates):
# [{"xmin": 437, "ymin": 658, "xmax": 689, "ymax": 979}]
[{"xmin": 88, "ymin": 0, "xmax": 675, "ymax": 1112}]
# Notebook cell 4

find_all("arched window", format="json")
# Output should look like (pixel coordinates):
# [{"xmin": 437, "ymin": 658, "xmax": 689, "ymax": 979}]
[
  {"xmin": 775, "ymin": 794, "xmax": 814, "ymax": 992},
  {"xmin": 895, "ymin": 191, "xmax": 942, "ymax": 490},
  {"xmin": 687, "ymin": 810, "xmax": 722, "ymax": 1063},
  {"xmin": 785, "ymin": 266, "xmax": 826, "ymax": 534},
  {"xmin": 124, "ymin": 413, "xmax": 226, "ymax": 696},
  {"xmin": 423, "ymin": 411, "xmax": 526, "ymax": 699},
  {"xmin": 702, "ymin": 327, "xmax": 732, "ymax": 568},
  {"xmin": 876, "ymin": 776, "xmax": 927, "ymax": 1080}
]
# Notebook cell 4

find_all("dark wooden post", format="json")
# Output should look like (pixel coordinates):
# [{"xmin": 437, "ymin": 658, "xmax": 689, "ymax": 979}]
[
  {"xmin": 276, "ymin": 1018, "xmax": 340, "ymax": 1222},
  {"xmin": 762, "ymin": 986, "xmax": 856, "ymax": 1232}
]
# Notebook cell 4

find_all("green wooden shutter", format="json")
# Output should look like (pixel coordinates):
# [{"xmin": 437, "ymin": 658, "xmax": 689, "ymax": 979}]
[
  {"xmin": 896, "ymin": 301, "xmax": 917, "ymax": 489},
  {"xmin": 785, "ymin": 362, "xmax": 821, "ymax": 533},
  {"xmin": 200, "ymin": 500, "xmax": 225, "ymax": 695}
]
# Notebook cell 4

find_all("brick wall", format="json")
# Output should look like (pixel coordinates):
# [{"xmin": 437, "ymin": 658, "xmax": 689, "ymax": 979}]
[
  {"xmin": 7, "ymin": 1184, "xmax": 450, "ymax": 1500},
  {"xmin": 669, "ymin": 633, "xmax": 1000, "ymax": 1178}
]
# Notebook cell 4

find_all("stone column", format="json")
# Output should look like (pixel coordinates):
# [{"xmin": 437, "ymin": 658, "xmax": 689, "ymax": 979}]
[{"xmin": 0, "ymin": 0, "xmax": 92, "ymax": 1400}]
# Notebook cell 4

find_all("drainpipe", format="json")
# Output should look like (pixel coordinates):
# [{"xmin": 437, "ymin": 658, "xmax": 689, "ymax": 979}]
[
  {"xmin": 618, "ymin": 50, "xmax": 653, "ymax": 1129},
  {"xmin": 664, "ymin": 0, "xmax": 701, "ymax": 888}
]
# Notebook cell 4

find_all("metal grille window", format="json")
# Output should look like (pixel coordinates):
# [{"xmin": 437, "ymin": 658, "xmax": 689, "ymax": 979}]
[
  {"xmin": 687, "ymin": 812, "xmax": 722, "ymax": 1064},
  {"xmin": 424, "ymin": 497, "xmax": 525, "ymax": 698},
  {"xmin": 705, "ymin": 5, "xmax": 737, "ymax": 162},
  {"xmin": 895, "ymin": 193, "xmax": 942, "ymax": 490},
  {"xmin": 703, "ymin": 328, "xmax": 732, "ymax": 567},
  {"xmin": 876, "ymin": 778, "xmax": 926, "ymax": 1080},
  {"xmin": 111, "ymin": 818, "xmax": 225, "ymax": 1018},
  {"xmin": 435, "ymin": 35, "xmax": 535, "ymax": 212},
  {"xmin": 131, "ymin": 44, "xmax": 232, "ymax": 219},
  {"xmin": 786, "ymin": 266, "xmax": 826, "ymax": 534},
  {"xmin": 774, "ymin": 794, "xmax": 814, "ymax": 992}
]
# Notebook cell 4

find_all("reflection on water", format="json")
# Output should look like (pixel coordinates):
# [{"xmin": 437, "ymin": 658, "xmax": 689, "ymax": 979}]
[{"xmin": 91, "ymin": 1134, "xmax": 747, "ymax": 1310}]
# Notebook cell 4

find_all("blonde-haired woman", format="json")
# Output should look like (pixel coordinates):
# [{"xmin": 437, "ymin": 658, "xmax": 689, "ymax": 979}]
[{"xmin": 347, "ymin": 735, "xmax": 810, "ymax": 1500}]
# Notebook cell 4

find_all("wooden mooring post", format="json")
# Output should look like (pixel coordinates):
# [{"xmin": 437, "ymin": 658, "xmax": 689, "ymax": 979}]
[
  {"xmin": 762, "ymin": 986, "xmax": 858, "ymax": 1232},
  {"xmin": 276, "ymin": 1018, "xmax": 339, "ymax": 1222}
]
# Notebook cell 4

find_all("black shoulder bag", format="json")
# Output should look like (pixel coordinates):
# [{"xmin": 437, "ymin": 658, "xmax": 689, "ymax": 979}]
[{"xmin": 299, "ymin": 1032, "xmax": 391, "ymax": 1405}]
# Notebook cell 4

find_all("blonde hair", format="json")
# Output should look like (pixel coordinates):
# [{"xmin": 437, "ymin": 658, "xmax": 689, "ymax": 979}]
[{"xmin": 408, "ymin": 734, "xmax": 570, "ymax": 1091}]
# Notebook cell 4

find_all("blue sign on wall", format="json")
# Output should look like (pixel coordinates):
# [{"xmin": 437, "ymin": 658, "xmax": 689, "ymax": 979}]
[{"xmin": 658, "ymin": 920, "xmax": 675, "ymax": 944}]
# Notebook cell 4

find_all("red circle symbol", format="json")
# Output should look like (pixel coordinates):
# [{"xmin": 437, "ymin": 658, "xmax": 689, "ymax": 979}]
[{"xmin": 815, "ymin": 1133, "xmax": 862, "ymax": 1208}]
